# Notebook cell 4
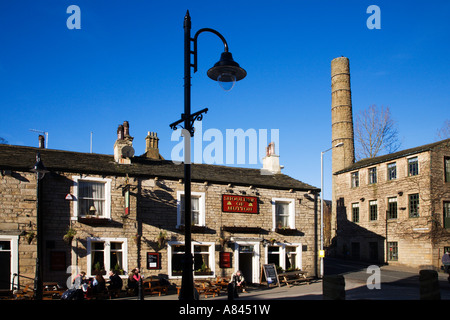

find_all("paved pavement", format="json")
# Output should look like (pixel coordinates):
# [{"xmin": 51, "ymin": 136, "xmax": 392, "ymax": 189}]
[{"xmin": 123, "ymin": 260, "xmax": 450, "ymax": 301}]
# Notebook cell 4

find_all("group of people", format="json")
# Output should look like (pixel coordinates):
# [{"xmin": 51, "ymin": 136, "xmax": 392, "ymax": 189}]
[
  {"xmin": 69, "ymin": 268, "xmax": 141, "ymax": 299},
  {"xmin": 69, "ymin": 267, "xmax": 248, "ymax": 300}
]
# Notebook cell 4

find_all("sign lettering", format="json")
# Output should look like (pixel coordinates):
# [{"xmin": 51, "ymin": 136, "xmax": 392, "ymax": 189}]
[{"xmin": 222, "ymin": 194, "xmax": 259, "ymax": 214}]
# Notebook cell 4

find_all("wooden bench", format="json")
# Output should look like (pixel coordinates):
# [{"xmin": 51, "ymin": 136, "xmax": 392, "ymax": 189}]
[
  {"xmin": 43, "ymin": 282, "xmax": 65, "ymax": 300},
  {"xmin": 278, "ymin": 271, "xmax": 311, "ymax": 287},
  {"xmin": 213, "ymin": 277, "xmax": 230, "ymax": 292},
  {"xmin": 195, "ymin": 281, "xmax": 220, "ymax": 298},
  {"xmin": 14, "ymin": 284, "xmax": 34, "ymax": 300},
  {"xmin": 143, "ymin": 278, "xmax": 169, "ymax": 296}
]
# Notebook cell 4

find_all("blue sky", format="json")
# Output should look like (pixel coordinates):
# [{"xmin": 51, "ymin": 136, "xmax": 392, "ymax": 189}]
[{"xmin": 1, "ymin": 1, "xmax": 449, "ymax": 199}]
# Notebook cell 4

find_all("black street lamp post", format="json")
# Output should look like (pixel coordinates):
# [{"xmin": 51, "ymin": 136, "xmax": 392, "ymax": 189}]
[
  {"xmin": 170, "ymin": 11, "xmax": 246, "ymax": 300},
  {"xmin": 31, "ymin": 152, "xmax": 48, "ymax": 300}
]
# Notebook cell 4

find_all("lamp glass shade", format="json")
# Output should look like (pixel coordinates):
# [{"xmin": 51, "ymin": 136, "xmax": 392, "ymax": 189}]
[
  {"xmin": 217, "ymin": 73, "xmax": 236, "ymax": 91},
  {"xmin": 207, "ymin": 52, "xmax": 246, "ymax": 89}
]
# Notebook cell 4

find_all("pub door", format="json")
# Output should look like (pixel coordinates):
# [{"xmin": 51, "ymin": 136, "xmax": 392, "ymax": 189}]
[
  {"xmin": 234, "ymin": 240, "xmax": 260, "ymax": 284},
  {"xmin": 0, "ymin": 241, "xmax": 11, "ymax": 290}
]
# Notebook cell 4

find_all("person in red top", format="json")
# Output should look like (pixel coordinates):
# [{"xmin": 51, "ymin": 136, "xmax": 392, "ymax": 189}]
[
  {"xmin": 127, "ymin": 268, "xmax": 142, "ymax": 295},
  {"xmin": 133, "ymin": 267, "xmax": 142, "ymax": 282}
]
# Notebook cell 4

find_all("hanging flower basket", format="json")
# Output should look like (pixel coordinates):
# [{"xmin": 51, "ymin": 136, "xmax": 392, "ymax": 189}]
[
  {"xmin": 25, "ymin": 231, "xmax": 35, "ymax": 244},
  {"xmin": 63, "ymin": 228, "xmax": 77, "ymax": 244},
  {"xmin": 157, "ymin": 231, "xmax": 167, "ymax": 248}
]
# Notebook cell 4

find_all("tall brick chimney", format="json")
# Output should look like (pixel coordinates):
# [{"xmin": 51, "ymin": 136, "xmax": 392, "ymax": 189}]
[
  {"xmin": 331, "ymin": 56, "xmax": 355, "ymax": 173},
  {"xmin": 331, "ymin": 57, "xmax": 356, "ymax": 243}
]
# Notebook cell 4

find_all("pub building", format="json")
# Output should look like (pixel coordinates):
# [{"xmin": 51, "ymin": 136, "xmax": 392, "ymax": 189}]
[{"xmin": 0, "ymin": 122, "xmax": 319, "ymax": 294}]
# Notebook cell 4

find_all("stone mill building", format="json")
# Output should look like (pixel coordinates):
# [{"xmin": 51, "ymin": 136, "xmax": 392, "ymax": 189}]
[{"xmin": 330, "ymin": 57, "xmax": 450, "ymax": 269}]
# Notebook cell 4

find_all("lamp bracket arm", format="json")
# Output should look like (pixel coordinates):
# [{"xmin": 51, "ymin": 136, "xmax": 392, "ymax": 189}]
[
  {"xmin": 191, "ymin": 28, "xmax": 229, "ymax": 73},
  {"xmin": 169, "ymin": 108, "xmax": 209, "ymax": 136}
]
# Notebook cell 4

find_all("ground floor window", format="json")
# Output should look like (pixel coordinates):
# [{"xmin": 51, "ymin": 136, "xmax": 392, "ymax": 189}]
[
  {"xmin": 285, "ymin": 246, "xmax": 298, "ymax": 270},
  {"xmin": 265, "ymin": 244, "xmax": 301, "ymax": 272},
  {"xmin": 168, "ymin": 242, "xmax": 215, "ymax": 278},
  {"xmin": 267, "ymin": 246, "xmax": 280, "ymax": 269},
  {"xmin": 387, "ymin": 242, "xmax": 398, "ymax": 261},
  {"xmin": 87, "ymin": 237, "xmax": 128, "ymax": 277}
]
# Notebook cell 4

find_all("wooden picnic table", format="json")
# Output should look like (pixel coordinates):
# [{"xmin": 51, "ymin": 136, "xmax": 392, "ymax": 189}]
[
  {"xmin": 142, "ymin": 277, "xmax": 169, "ymax": 296},
  {"xmin": 214, "ymin": 277, "xmax": 230, "ymax": 291},
  {"xmin": 278, "ymin": 270, "xmax": 310, "ymax": 287},
  {"xmin": 194, "ymin": 280, "xmax": 221, "ymax": 298},
  {"xmin": 43, "ymin": 282, "xmax": 65, "ymax": 300}
]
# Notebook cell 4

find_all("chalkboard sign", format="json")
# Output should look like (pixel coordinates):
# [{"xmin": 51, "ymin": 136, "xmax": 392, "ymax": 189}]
[{"xmin": 261, "ymin": 264, "xmax": 279, "ymax": 287}]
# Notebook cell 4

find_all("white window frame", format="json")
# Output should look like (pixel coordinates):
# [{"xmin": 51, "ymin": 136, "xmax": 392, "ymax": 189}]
[
  {"xmin": 86, "ymin": 237, "xmax": 128, "ymax": 278},
  {"xmin": 271, "ymin": 198, "xmax": 296, "ymax": 230},
  {"xmin": 0, "ymin": 235, "xmax": 19, "ymax": 290},
  {"xmin": 176, "ymin": 191, "xmax": 206, "ymax": 228},
  {"xmin": 264, "ymin": 242, "xmax": 302, "ymax": 271},
  {"xmin": 167, "ymin": 241, "xmax": 215, "ymax": 279},
  {"xmin": 72, "ymin": 176, "xmax": 112, "ymax": 220}
]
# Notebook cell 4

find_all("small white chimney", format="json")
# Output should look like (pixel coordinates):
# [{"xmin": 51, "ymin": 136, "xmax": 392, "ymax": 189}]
[{"xmin": 262, "ymin": 142, "xmax": 282, "ymax": 174}]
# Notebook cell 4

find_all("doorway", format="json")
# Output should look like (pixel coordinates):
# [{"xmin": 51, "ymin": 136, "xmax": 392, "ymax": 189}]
[
  {"xmin": 234, "ymin": 240, "xmax": 260, "ymax": 284},
  {"xmin": 0, "ymin": 241, "xmax": 11, "ymax": 290},
  {"xmin": 0, "ymin": 236, "xmax": 18, "ymax": 291}
]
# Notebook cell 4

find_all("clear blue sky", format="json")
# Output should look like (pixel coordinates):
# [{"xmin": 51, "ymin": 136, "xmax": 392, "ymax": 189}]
[{"xmin": 1, "ymin": 1, "xmax": 449, "ymax": 199}]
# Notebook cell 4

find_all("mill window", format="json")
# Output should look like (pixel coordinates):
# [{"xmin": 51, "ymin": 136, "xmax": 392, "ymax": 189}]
[
  {"xmin": 408, "ymin": 157, "xmax": 419, "ymax": 176},
  {"xmin": 369, "ymin": 167, "xmax": 377, "ymax": 184}
]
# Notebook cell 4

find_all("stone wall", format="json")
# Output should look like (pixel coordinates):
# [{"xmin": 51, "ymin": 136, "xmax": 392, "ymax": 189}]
[
  {"xmin": 332, "ymin": 143, "xmax": 450, "ymax": 269},
  {"xmin": 1, "ymin": 169, "xmax": 318, "ymax": 289},
  {"xmin": 333, "ymin": 151, "xmax": 433, "ymax": 267}
]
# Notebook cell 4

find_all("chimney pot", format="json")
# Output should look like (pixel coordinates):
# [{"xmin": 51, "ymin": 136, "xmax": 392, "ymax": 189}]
[
  {"xmin": 123, "ymin": 121, "xmax": 130, "ymax": 137},
  {"xmin": 117, "ymin": 125, "xmax": 124, "ymax": 140},
  {"xmin": 38, "ymin": 135, "xmax": 45, "ymax": 149}
]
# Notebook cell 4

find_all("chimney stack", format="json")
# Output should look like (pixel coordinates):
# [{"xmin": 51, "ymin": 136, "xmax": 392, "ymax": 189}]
[
  {"xmin": 143, "ymin": 132, "xmax": 164, "ymax": 160},
  {"xmin": 331, "ymin": 57, "xmax": 355, "ymax": 173},
  {"xmin": 262, "ymin": 142, "xmax": 282, "ymax": 174},
  {"xmin": 38, "ymin": 135, "xmax": 45, "ymax": 149},
  {"xmin": 114, "ymin": 121, "xmax": 134, "ymax": 164}
]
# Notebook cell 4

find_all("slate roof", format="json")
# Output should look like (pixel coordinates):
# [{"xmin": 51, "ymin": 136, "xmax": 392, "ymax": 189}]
[
  {"xmin": 0, "ymin": 144, "xmax": 319, "ymax": 192},
  {"xmin": 334, "ymin": 138, "xmax": 450, "ymax": 175}
]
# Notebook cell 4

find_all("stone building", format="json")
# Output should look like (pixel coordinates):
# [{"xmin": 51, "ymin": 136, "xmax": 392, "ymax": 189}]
[
  {"xmin": 330, "ymin": 57, "xmax": 450, "ymax": 269},
  {"xmin": 0, "ymin": 123, "xmax": 320, "ymax": 292}
]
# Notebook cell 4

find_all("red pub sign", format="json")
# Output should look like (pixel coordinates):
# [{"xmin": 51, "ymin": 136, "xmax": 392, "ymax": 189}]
[{"xmin": 222, "ymin": 194, "xmax": 259, "ymax": 214}]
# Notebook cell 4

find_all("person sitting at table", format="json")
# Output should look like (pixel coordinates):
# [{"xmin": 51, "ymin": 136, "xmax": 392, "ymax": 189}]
[
  {"xmin": 127, "ymin": 268, "xmax": 142, "ymax": 295},
  {"xmin": 92, "ymin": 273, "xmax": 106, "ymax": 295},
  {"xmin": 108, "ymin": 269, "xmax": 123, "ymax": 296},
  {"xmin": 72, "ymin": 271, "xmax": 86, "ymax": 289}
]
